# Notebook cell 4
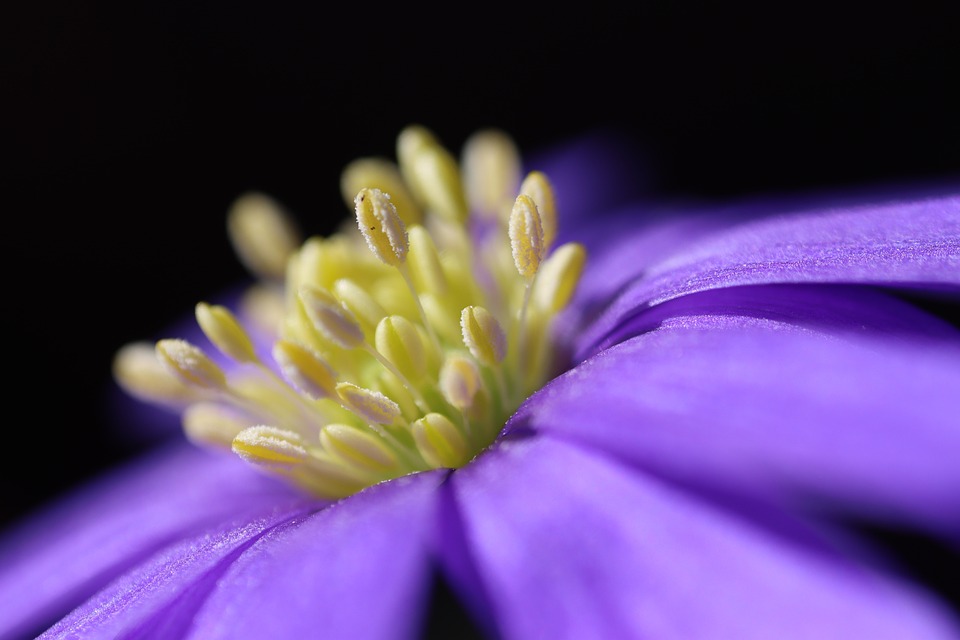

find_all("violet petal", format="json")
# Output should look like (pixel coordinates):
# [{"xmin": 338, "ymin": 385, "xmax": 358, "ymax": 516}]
[
  {"xmin": 579, "ymin": 192, "xmax": 960, "ymax": 352},
  {"xmin": 0, "ymin": 442, "xmax": 305, "ymax": 640},
  {"xmin": 515, "ymin": 316, "xmax": 960, "ymax": 535},
  {"xmin": 450, "ymin": 436, "xmax": 960, "ymax": 640}
]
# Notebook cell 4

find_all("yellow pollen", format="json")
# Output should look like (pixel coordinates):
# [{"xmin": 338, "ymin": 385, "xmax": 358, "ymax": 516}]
[{"xmin": 119, "ymin": 125, "xmax": 587, "ymax": 499}]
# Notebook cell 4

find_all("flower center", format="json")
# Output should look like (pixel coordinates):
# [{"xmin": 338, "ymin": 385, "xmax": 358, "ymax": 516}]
[{"xmin": 114, "ymin": 125, "xmax": 586, "ymax": 499}]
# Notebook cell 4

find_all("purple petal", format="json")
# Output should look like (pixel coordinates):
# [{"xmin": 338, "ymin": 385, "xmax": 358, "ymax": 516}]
[
  {"xmin": 39, "ymin": 503, "xmax": 310, "ymax": 639},
  {"xmin": 0, "ymin": 442, "xmax": 305, "ymax": 640},
  {"xmin": 515, "ymin": 317, "xmax": 960, "ymax": 535},
  {"xmin": 449, "ymin": 436, "xmax": 960, "ymax": 640},
  {"xmin": 580, "ymin": 193, "xmax": 960, "ymax": 352},
  {"xmin": 31, "ymin": 470, "xmax": 444, "ymax": 640},
  {"xmin": 578, "ymin": 282, "xmax": 960, "ymax": 358},
  {"xmin": 185, "ymin": 470, "xmax": 446, "ymax": 640}
]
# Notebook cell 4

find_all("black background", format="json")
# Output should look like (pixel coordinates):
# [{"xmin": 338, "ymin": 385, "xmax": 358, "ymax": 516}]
[{"xmin": 7, "ymin": 0, "xmax": 960, "ymax": 630}]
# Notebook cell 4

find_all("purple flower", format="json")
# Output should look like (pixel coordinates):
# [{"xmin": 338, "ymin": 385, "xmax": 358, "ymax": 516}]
[{"xmin": 1, "ymin": 128, "xmax": 958, "ymax": 640}]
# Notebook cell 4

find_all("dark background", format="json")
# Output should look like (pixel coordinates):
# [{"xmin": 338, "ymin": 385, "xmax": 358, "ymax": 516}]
[{"xmin": 7, "ymin": 0, "xmax": 960, "ymax": 630}]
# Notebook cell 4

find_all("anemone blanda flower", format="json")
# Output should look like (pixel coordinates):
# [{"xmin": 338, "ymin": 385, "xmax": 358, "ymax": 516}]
[{"xmin": 1, "ymin": 126, "xmax": 959, "ymax": 640}]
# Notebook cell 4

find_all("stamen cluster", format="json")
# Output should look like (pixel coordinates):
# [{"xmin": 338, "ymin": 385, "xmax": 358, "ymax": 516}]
[{"xmin": 114, "ymin": 125, "xmax": 586, "ymax": 499}]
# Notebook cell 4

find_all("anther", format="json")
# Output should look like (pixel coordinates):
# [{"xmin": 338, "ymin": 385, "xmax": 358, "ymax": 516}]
[
  {"xmin": 112, "ymin": 341, "xmax": 197, "ymax": 405},
  {"xmin": 182, "ymin": 402, "xmax": 249, "ymax": 449},
  {"xmin": 533, "ymin": 242, "xmax": 587, "ymax": 312},
  {"xmin": 156, "ymin": 339, "xmax": 227, "ymax": 390},
  {"xmin": 355, "ymin": 188, "xmax": 409, "ymax": 267},
  {"xmin": 460, "ymin": 306, "xmax": 507, "ymax": 366},
  {"xmin": 519, "ymin": 171, "xmax": 558, "ymax": 250},
  {"xmin": 320, "ymin": 423, "xmax": 401, "ymax": 472},
  {"xmin": 336, "ymin": 382, "xmax": 402, "ymax": 425},
  {"xmin": 509, "ymin": 194, "xmax": 545, "ymax": 282},
  {"xmin": 462, "ymin": 128, "xmax": 521, "ymax": 220},
  {"xmin": 272, "ymin": 339, "xmax": 338, "ymax": 400},
  {"xmin": 407, "ymin": 225, "xmax": 447, "ymax": 295},
  {"xmin": 299, "ymin": 284, "xmax": 365, "ymax": 349},
  {"xmin": 375, "ymin": 315, "xmax": 427, "ymax": 382},
  {"xmin": 439, "ymin": 355, "xmax": 481, "ymax": 411},
  {"xmin": 412, "ymin": 413, "xmax": 471, "ymax": 468},
  {"xmin": 232, "ymin": 425, "xmax": 310, "ymax": 470},
  {"xmin": 227, "ymin": 192, "xmax": 302, "ymax": 280},
  {"xmin": 195, "ymin": 302, "xmax": 258, "ymax": 363}
]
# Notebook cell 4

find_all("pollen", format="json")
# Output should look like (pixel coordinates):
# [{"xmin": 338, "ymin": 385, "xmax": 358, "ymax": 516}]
[{"xmin": 115, "ymin": 125, "xmax": 587, "ymax": 499}]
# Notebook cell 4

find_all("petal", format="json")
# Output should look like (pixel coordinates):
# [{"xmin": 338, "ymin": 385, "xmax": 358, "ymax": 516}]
[
  {"xmin": 578, "ymin": 282, "xmax": 960, "ymax": 358},
  {"xmin": 185, "ymin": 470, "xmax": 446, "ymax": 640},
  {"xmin": 449, "ymin": 436, "xmax": 960, "ymax": 640},
  {"xmin": 580, "ymin": 193, "xmax": 960, "ymax": 352},
  {"xmin": 0, "ymin": 441, "xmax": 305, "ymax": 640},
  {"xmin": 39, "ymin": 504, "xmax": 310, "ymax": 639},
  {"xmin": 33, "ymin": 470, "xmax": 444, "ymax": 640},
  {"xmin": 516, "ymin": 316, "xmax": 960, "ymax": 535}
]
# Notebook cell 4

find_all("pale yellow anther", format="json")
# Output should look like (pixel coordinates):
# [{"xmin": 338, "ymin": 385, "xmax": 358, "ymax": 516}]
[
  {"xmin": 462, "ymin": 128, "xmax": 522, "ymax": 220},
  {"xmin": 396, "ymin": 124, "xmax": 440, "ymax": 201},
  {"xmin": 333, "ymin": 279, "xmax": 388, "ymax": 336},
  {"xmin": 182, "ymin": 402, "xmax": 249, "ymax": 449},
  {"xmin": 439, "ymin": 355, "xmax": 481, "ymax": 410},
  {"xmin": 460, "ymin": 306, "xmax": 507, "ymax": 366},
  {"xmin": 407, "ymin": 225, "xmax": 447, "ymax": 295},
  {"xmin": 401, "ymin": 137, "xmax": 469, "ymax": 223},
  {"xmin": 227, "ymin": 192, "xmax": 302, "ymax": 280},
  {"xmin": 355, "ymin": 188, "xmax": 408, "ymax": 267},
  {"xmin": 341, "ymin": 157, "xmax": 423, "ymax": 226},
  {"xmin": 112, "ymin": 341, "xmax": 196, "ymax": 405},
  {"xmin": 299, "ymin": 285, "xmax": 365, "ymax": 349},
  {"xmin": 272, "ymin": 339, "xmax": 338, "ymax": 400},
  {"xmin": 156, "ymin": 339, "xmax": 227, "ymax": 390},
  {"xmin": 509, "ymin": 194, "xmax": 545, "ymax": 281},
  {"xmin": 412, "ymin": 413, "xmax": 470, "ymax": 468},
  {"xmin": 520, "ymin": 171, "xmax": 558, "ymax": 249},
  {"xmin": 336, "ymin": 382, "xmax": 402, "ymax": 425},
  {"xmin": 321, "ymin": 423, "xmax": 399, "ymax": 471},
  {"xmin": 232, "ymin": 425, "xmax": 309, "ymax": 470},
  {"xmin": 375, "ymin": 315, "xmax": 426, "ymax": 381},
  {"xmin": 533, "ymin": 242, "xmax": 586, "ymax": 312},
  {"xmin": 195, "ymin": 302, "xmax": 258, "ymax": 363}
]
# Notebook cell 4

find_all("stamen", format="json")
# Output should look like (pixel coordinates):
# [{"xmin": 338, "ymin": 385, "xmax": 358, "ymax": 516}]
[
  {"xmin": 336, "ymin": 382, "xmax": 402, "ymax": 425},
  {"xmin": 272, "ymin": 339, "xmax": 338, "ymax": 400},
  {"xmin": 182, "ymin": 402, "xmax": 249, "ymax": 449},
  {"xmin": 299, "ymin": 285, "xmax": 365, "ymax": 349},
  {"xmin": 227, "ymin": 192, "xmax": 302, "ymax": 280},
  {"xmin": 533, "ymin": 242, "xmax": 587, "ymax": 312},
  {"xmin": 460, "ymin": 306, "xmax": 506, "ymax": 367},
  {"xmin": 156, "ymin": 339, "xmax": 227, "ymax": 390},
  {"xmin": 320, "ymin": 423, "xmax": 402, "ymax": 472},
  {"xmin": 508, "ymin": 194, "xmax": 545, "ymax": 282},
  {"xmin": 195, "ymin": 302, "xmax": 258, "ymax": 363},
  {"xmin": 124, "ymin": 126, "xmax": 588, "ymax": 500},
  {"xmin": 375, "ymin": 315, "xmax": 427, "ymax": 382},
  {"xmin": 519, "ymin": 171, "xmax": 558, "ymax": 250},
  {"xmin": 412, "ymin": 413, "xmax": 471, "ymax": 468},
  {"xmin": 112, "ymin": 341, "xmax": 198, "ymax": 406},
  {"xmin": 232, "ymin": 425, "xmax": 310, "ymax": 470},
  {"xmin": 355, "ymin": 188, "xmax": 409, "ymax": 267},
  {"xmin": 462, "ymin": 128, "xmax": 521, "ymax": 221}
]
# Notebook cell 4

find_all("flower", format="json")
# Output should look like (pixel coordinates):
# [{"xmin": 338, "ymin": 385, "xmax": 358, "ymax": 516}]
[{"xmin": 1, "ymin": 127, "xmax": 958, "ymax": 640}]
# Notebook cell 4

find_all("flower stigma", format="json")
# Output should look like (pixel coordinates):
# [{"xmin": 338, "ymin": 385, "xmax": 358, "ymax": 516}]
[{"xmin": 114, "ymin": 125, "xmax": 587, "ymax": 499}]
